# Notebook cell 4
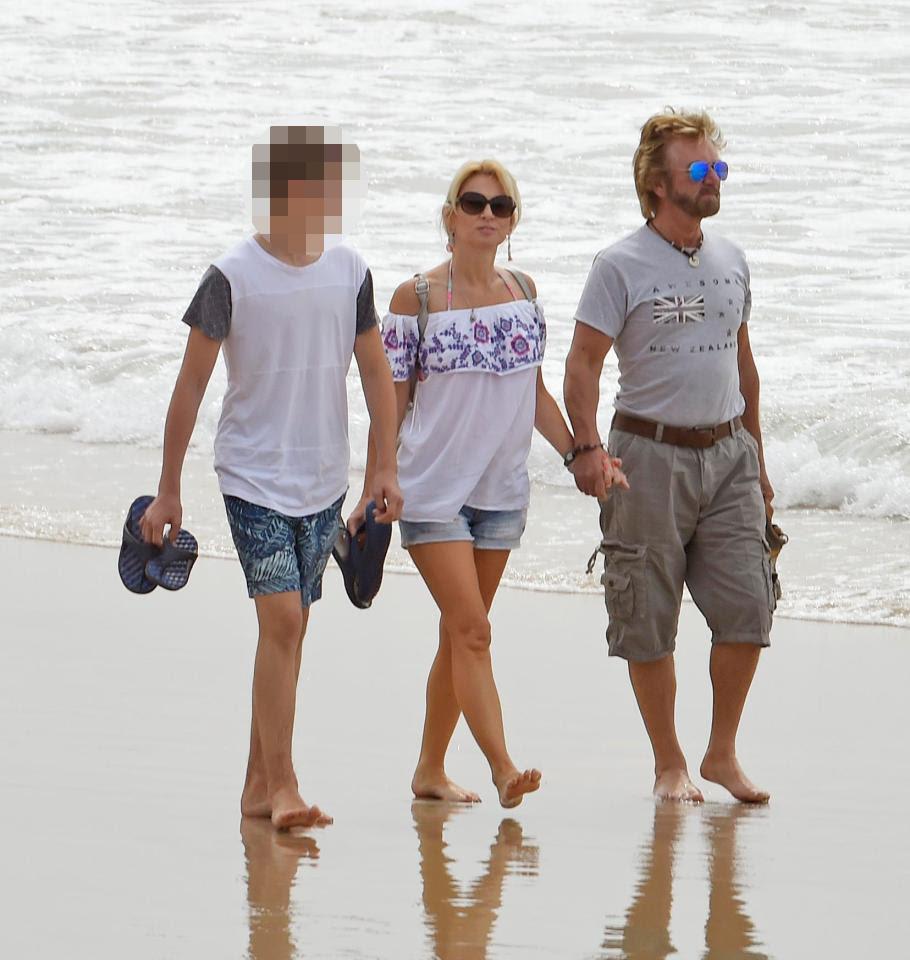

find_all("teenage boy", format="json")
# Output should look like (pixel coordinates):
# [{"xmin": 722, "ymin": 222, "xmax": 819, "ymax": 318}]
[{"xmin": 141, "ymin": 126, "xmax": 402, "ymax": 829}]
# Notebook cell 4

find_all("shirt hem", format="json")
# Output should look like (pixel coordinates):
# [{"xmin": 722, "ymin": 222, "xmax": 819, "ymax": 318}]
[{"xmin": 217, "ymin": 478, "xmax": 348, "ymax": 517}]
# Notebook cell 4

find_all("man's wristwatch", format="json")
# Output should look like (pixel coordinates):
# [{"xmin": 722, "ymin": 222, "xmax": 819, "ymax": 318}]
[{"xmin": 563, "ymin": 443, "xmax": 605, "ymax": 469}]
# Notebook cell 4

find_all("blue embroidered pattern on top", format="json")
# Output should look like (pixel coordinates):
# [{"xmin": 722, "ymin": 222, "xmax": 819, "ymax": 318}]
[{"xmin": 382, "ymin": 301, "xmax": 545, "ymax": 381}]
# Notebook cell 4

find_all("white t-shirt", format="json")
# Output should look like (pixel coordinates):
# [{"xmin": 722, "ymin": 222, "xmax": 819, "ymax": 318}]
[
  {"xmin": 184, "ymin": 236, "xmax": 375, "ymax": 515},
  {"xmin": 382, "ymin": 298, "xmax": 545, "ymax": 522}
]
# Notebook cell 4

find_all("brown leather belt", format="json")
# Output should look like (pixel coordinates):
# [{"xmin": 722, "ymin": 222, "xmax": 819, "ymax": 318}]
[{"xmin": 612, "ymin": 412, "xmax": 743, "ymax": 449}]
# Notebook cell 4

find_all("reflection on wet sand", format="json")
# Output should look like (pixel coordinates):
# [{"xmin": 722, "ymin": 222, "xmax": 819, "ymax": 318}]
[
  {"xmin": 702, "ymin": 807, "xmax": 769, "ymax": 960},
  {"xmin": 240, "ymin": 816, "xmax": 319, "ymax": 960},
  {"xmin": 413, "ymin": 801, "xmax": 539, "ymax": 959},
  {"xmin": 601, "ymin": 805, "xmax": 768, "ymax": 960}
]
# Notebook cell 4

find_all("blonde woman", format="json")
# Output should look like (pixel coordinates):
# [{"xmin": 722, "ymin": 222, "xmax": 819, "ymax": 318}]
[{"xmin": 352, "ymin": 160, "xmax": 626, "ymax": 807}]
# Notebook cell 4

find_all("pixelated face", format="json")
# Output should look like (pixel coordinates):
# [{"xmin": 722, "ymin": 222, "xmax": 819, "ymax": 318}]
[
  {"xmin": 448, "ymin": 172, "xmax": 515, "ymax": 249},
  {"xmin": 252, "ymin": 126, "xmax": 360, "ymax": 255},
  {"xmin": 657, "ymin": 136, "xmax": 723, "ymax": 219}
]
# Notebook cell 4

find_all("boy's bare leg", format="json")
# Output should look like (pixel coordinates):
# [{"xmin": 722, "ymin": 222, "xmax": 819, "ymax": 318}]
[
  {"xmin": 409, "ymin": 542, "xmax": 541, "ymax": 809},
  {"xmin": 411, "ymin": 549, "xmax": 509, "ymax": 803},
  {"xmin": 243, "ymin": 591, "xmax": 332, "ymax": 829},
  {"xmin": 241, "ymin": 624, "xmax": 304, "ymax": 818},
  {"xmin": 700, "ymin": 643, "xmax": 769, "ymax": 803},
  {"xmin": 628, "ymin": 655, "xmax": 704, "ymax": 802}
]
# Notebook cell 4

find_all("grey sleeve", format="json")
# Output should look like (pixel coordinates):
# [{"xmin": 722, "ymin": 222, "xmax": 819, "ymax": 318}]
[
  {"xmin": 181, "ymin": 265, "xmax": 232, "ymax": 340},
  {"xmin": 355, "ymin": 268, "xmax": 379, "ymax": 335},
  {"xmin": 574, "ymin": 254, "xmax": 629, "ymax": 339}
]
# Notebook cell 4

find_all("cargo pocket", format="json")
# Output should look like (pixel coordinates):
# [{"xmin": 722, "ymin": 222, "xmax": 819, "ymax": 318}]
[
  {"xmin": 761, "ymin": 539, "xmax": 778, "ymax": 615},
  {"xmin": 588, "ymin": 538, "xmax": 647, "ymax": 623}
]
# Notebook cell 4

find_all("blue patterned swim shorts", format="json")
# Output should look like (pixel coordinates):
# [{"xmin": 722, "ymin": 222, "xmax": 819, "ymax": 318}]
[{"xmin": 223, "ymin": 494, "xmax": 344, "ymax": 606}]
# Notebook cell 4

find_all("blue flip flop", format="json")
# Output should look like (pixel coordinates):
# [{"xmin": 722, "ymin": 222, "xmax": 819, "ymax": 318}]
[
  {"xmin": 332, "ymin": 500, "xmax": 392, "ymax": 609},
  {"xmin": 118, "ymin": 495, "xmax": 160, "ymax": 594},
  {"xmin": 145, "ymin": 528, "xmax": 198, "ymax": 591}
]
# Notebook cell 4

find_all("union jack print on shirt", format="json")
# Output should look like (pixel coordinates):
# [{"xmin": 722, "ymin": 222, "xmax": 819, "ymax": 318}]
[{"xmin": 652, "ymin": 295, "xmax": 706, "ymax": 325}]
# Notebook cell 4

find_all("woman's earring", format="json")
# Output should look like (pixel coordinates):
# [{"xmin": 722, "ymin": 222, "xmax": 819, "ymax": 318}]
[
  {"xmin": 446, "ymin": 232, "xmax": 455, "ymax": 253},
  {"xmin": 507, "ymin": 234, "xmax": 512, "ymax": 261}
]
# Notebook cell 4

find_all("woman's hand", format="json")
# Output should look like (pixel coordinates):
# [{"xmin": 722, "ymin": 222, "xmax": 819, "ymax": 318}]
[{"xmin": 602, "ymin": 451, "xmax": 630, "ymax": 492}]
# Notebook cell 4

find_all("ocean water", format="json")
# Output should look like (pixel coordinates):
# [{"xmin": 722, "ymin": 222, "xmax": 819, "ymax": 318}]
[{"xmin": 1, "ymin": 0, "xmax": 908, "ymax": 625}]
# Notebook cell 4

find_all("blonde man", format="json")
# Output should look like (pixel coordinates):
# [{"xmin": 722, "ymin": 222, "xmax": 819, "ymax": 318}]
[{"xmin": 565, "ymin": 110, "xmax": 774, "ymax": 803}]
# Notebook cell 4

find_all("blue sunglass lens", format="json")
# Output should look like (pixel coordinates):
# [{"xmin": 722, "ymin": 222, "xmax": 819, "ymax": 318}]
[
  {"xmin": 688, "ymin": 161, "xmax": 710, "ymax": 181},
  {"xmin": 714, "ymin": 161, "xmax": 729, "ymax": 181}
]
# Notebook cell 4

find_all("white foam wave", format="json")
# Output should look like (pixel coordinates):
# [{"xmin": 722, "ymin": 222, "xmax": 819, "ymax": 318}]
[{"xmin": 766, "ymin": 435, "xmax": 910, "ymax": 520}]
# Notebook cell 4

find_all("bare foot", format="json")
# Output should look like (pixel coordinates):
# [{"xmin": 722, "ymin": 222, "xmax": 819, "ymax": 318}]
[
  {"xmin": 495, "ymin": 768, "xmax": 541, "ymax": 809},
  {"xmin": 270, "ymin": 785, "xmax": 334, "ymax": 830},
  {"xmin": 240, "ymin": 780, "xmax": 271, "ymax": 818},
  {"xmin": 653, "ymin": 768, "xmax": 704, "ymax": 803},
  {"xmin": 700, "ymin": 755, "xmax": 770, "ymax": 804},
  {"xmin": 411, "ymin": 768, "xmax": 481, "ymax": 803}
]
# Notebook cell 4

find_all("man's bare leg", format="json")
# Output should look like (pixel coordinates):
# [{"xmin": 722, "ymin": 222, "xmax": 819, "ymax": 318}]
[
  {"xmin": 243, "ymin": 591, "xmax": 333, "ymax": 829},
  {"xmin": 409, "ymin": 542, "xmax": 541, "ymax": 808},
  {"xmin": 412, "ymin": 548, "xmax": 510, "ymax": 804},
  {"xmin": 628, "ymin": 654, "xmax": 704, "ymax": 802},
  {"xmin": 700, "ymin": 643, "xmax": 769, "ymax": 803}
]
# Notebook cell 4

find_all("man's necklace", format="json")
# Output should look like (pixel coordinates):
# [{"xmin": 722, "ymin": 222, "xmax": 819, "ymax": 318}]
[{"xmin": 648, "ymin": 221, "xmax": 704, "ymax": 268}]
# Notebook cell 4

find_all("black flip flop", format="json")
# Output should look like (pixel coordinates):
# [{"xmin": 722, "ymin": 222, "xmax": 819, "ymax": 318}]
[
  {"xmin": 145, "ymin": 528, "xmax": 198, "ymax": 591},
  {"xmin": 118, "ymin": 495, "xmax": 160, "ymax": 594},
  {"xmin": 332, "ymin": 501, "xmax": 392, "ymax": 609}
]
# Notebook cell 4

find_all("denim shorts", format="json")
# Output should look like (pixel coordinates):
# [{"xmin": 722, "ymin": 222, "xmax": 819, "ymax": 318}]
[
  {"xmin": 399, "ymin": 505, "xmax": 527, "ymax": 550},
  {"xmin": 223, "ymin": 493, "xmax": 344, "ymax": 605}
]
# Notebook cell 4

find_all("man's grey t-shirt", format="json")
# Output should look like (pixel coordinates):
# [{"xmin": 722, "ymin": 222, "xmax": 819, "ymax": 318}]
[{"xmin": 575, "ymin": 224, "xmax": 751, "ymax": 427}]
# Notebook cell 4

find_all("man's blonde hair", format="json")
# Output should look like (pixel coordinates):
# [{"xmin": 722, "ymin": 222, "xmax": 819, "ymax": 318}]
[
  {"xmin": 633, "ymin": 109, "xmax": 726, "ymax": 219},
  {"xmin": 442, "ymin": 159, "xmax": 522, "ymax": 237}
]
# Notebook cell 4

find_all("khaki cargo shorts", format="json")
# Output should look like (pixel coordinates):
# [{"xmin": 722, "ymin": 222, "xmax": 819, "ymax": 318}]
[{"xmin": 593, "ymin": 427, "xmax": 775, "ymax": 662}]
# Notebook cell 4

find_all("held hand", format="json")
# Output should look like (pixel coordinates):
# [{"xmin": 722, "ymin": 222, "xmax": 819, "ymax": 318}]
[
  {"xmin": 370, "ymin": 468, "xmax": 404, "ymax": 524},
  {"xmin": 760, "ymin": 472, "xmax": 775, "ymax": 520},
  {"xmin": 570, "ymin": 448, "xmax": 609, "ymax": 499},
  {"xmin": 602, "ymin": 452, "xmax": 630, "ymax": 492},
  {"xmin": 139, "ymin": 493, "xmax": 182, "ymax": 547}
]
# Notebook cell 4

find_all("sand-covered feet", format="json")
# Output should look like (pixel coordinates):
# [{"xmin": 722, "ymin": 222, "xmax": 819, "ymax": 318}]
[
  {"xmin": 270, "ymin": 785, "xmax": 334, "ymax": 830},
  {"xmin": 700, "ymin": 755, "xmax": 770, "ymax": 804},
  {"xmin": 653, "ymin": 768, "xmax": 704, "ymax": 803},
  {"xmin": 495, "ymin": 768, "xmax": 542, "ymax": 809},
  {"xmin": 411, "ymin": 767, "xmax": 481, "ymax": 803}
]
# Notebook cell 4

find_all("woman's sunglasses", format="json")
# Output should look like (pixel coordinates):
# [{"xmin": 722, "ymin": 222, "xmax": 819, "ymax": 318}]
[
  {"xmin": 688, "ymin": 160, "xmax": 729, "ymax": 182},
  {"xmin": 456, "ymin": 192, "xmax": 517, "ymax": 218}
]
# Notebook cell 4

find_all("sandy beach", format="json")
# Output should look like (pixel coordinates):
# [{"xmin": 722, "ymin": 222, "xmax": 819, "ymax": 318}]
[{"xmin": 2, "ymin": 534, "xmax": 908, "ymax": 958}]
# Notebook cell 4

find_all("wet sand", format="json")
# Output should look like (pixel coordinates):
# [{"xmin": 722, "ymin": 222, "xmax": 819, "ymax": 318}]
[{"xmin": 2, "ymin": 535, "xmax": 909, "ymax": 958}]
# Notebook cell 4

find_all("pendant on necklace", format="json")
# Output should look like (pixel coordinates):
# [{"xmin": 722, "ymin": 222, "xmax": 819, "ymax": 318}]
[{"xmin": 688, "ymin": 252, "xmax": 700, "ymax": 268}]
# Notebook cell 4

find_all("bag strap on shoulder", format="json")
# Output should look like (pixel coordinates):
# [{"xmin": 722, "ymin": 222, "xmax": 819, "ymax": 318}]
[
  {"xmin": 502, "ymin": 267, "xmax": 534, "ymax": 302},
  {"xmin": 414, "ymin": 273, "xmax": 430, "ymax": 340}
]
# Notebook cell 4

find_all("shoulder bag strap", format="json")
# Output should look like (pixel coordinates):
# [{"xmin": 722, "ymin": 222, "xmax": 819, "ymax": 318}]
[
  {"xmin": 414, "ymin": 274, "xmax": 430, "ymax": 341},
  {"xmin": 502, "ymin": 267, "xmax": 534, "ymax": 302}
]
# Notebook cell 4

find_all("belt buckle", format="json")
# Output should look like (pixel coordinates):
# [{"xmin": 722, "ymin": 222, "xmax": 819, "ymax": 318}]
[{"xmin": 689, "ymin": 426, "xmax": 715, "ymax": 448}]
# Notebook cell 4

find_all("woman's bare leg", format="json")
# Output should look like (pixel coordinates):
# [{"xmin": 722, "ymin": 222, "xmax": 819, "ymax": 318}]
[
  {"xmin": 409, "ymin": 542, "xmax": 540, "ymax": 808},
  {"xmin": 412, "ymin": 548, "xmax": 511, "ymax": 802}
]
